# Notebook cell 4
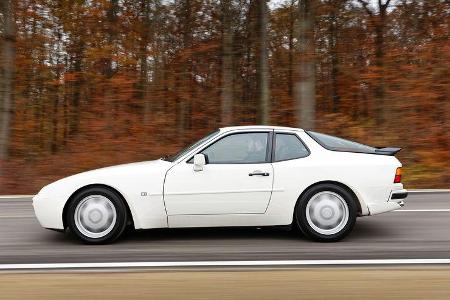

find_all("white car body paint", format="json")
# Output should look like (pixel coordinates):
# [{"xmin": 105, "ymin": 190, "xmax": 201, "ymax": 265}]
[
  {"xmin": 164, "ymin": 162, "xmax": 274, "ymax": 215},
  {"xmin": 33, "ymin": 125, "xmax": 406, "ymax": 231},
  {"xmin": 33, "ymin": 160, "xmax": 171, "ymax": 229}
]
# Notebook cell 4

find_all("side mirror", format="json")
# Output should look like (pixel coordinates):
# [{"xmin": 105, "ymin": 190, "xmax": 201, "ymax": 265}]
[{"xmin": 193, "ymin": 154, "xmax": 206, "ymax": 171}]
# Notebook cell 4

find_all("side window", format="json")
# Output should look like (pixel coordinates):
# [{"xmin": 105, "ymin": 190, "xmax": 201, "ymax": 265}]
[
  {"xmin": 274, "ymin": 134, "xmax": 309, "ymax": 162},
  {"xmin": 201, "ymin": 132, "xmax": 269, "ymax": 164}
]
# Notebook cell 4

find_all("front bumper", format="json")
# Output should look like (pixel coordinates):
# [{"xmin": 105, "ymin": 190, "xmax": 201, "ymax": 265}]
[
  {"xmin": 32, "ymin": 193, "xmax": 65, "ymax": 230},
  {"xmin": 367, "ymin": 189, "xmax": 408, "ymax": 215}
]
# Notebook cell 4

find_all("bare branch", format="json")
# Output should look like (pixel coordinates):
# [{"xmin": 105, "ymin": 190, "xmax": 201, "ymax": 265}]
[
  {"xmin": 356, "ymin": 0, "xmax": 373, "ymax": 16},
  {"xmin": 377, "ymin": 0, "xmax": 391, "ymax": 15},
  {"xmin": 381, "ymin": 0, "xmax": 392, "ymax": 11}
]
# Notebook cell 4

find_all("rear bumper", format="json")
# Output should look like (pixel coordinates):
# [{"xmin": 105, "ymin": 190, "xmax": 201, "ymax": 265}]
[
  {"xmin": 367, "ymin": 189, "xmax": 408, "ymax": 215},
  {"xmin": 391, "ymin": 190, "xmax": 408, "ymax": 200}
]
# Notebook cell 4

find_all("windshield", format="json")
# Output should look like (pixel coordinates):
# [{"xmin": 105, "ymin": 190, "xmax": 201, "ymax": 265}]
[
  {"xmin": 307, "ymin": 131, "xmax": 376, "ymax": 154},
  {"xmin": 163, "ymin": 130, "xmax": 220, "ymax": 162}
]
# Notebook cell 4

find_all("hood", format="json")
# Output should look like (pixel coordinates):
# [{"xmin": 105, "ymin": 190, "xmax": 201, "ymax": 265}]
[
  {"xmin": 38, "ymin": 159, "xmax": 173, "ymax": 196},
  {"xmin": 65, "ymin": 159, "xmax": 167, "ymax": 178}
]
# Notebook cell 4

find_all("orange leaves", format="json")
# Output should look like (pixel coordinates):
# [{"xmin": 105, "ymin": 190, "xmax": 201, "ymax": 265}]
[
  {"xmin": 63, "ymin": 72, "xmax": 78, "ymax": 82},
  {"xmin": 2, "ymin": 0, "xmax": 449, "ymax": 194},
  {"xmin": 175, "ymin": 40, "xmax": 221, "ymax": 62}
]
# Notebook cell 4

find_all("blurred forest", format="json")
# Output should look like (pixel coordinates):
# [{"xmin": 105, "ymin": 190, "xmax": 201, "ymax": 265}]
[{"xmin": 0, "ymin": 0, "xmax": 449, "ymax": 193}]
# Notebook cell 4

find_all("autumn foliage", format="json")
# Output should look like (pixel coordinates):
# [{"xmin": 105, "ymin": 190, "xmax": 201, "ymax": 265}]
[{"xmin": 0, "ymin": 0, "xmax": 449, "ymax": 194}]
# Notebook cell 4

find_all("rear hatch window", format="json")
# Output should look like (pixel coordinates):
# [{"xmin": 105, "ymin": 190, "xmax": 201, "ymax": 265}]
[{"xmin": 307, "ymin": 131, "xmax": 377, "ymax": 154}]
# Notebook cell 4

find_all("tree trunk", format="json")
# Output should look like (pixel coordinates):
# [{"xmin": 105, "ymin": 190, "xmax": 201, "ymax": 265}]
[
  {"xmin": 288, "ymin": 0, "xmax": 296, "ymax": 98},
  {"xmin": 329, "ymin": 4, "xmax": 340, "ymax": 112},
  {"xmin": 295, "ymin": 0, "xmax": 316, "ymax": 130},
  {"xmin": 220, "ymin": 0, "xmax": 234, "ymax": 126},
  {"xmin": 255, "ymin": 0, "xmax": 270, "ymax": 125},
  {"xmin": 51, "ymin": 29, "xmax": 64, "ymax": 153},
  {"xmin": 68, "ymin": 44, "xmax": 82, "ymax": 137},
  {"xmin": 177, "ymin": 0, "xmax": 193, "ymax": 141},
  {"xmin": 0, "ymin": 0, "xmax": 15, "ymax": 161},
  {"xmin": 357, "ymin": 0, "xmax": 390, "ymax": 126},
  {"xmin": 140, "ymin": 0, "xmax": 151, "ymax": 126},
  {"xmin": 101, "ymin": 0, "xmax": 119, "ymax": 139},
  {"xmin": 374, "ymin": 16, "xmax": 386, "ymax": 126}
]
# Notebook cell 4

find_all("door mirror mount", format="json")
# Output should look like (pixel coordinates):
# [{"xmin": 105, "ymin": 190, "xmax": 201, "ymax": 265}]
[{"xmin": 193, "ymin": 154, "xmax": 206, "ymax": 171}]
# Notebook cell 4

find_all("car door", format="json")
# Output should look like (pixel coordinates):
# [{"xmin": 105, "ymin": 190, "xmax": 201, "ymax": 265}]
[{"xmin": 163, "ymin": 131, "xmax": 274, "ymax": 215}]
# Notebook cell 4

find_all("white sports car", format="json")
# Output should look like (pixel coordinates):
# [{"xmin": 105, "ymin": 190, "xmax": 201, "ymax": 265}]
[{"xmin": 33, "ymin": 126, "xmax": 407, "ymax": 244}]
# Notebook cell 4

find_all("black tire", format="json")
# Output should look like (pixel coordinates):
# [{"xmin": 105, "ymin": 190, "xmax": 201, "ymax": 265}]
[
  {"xmin": 295, "ymin": 184, "xmax": 357, "ymax": 242},
  {"xmin": 67, "ymin": 187, "xmax": 128, "ymax": 244}
]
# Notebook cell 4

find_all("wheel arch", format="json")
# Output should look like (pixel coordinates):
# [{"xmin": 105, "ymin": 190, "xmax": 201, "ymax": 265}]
[
  {"xmin": 62, "ymin": 184, "xmax": 134, "ymax": 229},
  {"xmin": 294, "ymin": 180, "xmax": 365, "ymax": 218}
]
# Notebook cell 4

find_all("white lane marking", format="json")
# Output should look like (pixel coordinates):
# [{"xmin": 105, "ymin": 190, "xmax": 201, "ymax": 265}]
[
  {"xmin": 0, "ymin": 215, "xmax": 34, "ymax": 218},
  {"xmin": 394, "ymin": 209, "xmax": 450, "ymax": 212},
  {"xmin": 409, "ymin": 189, "xmax": 450, "ymax": 193},
  {"xmin": 2, "ymin": 259, "xmax": 450, "ymax": 270},
  {"xmin": 0, "ymin": 195, "xmax": 34, "ymax": 199}
]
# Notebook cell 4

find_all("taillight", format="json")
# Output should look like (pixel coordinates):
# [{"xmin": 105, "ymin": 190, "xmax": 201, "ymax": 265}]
[{"xmin": 394, "ymin": 167, "xmax": 402, "ymax": 183}]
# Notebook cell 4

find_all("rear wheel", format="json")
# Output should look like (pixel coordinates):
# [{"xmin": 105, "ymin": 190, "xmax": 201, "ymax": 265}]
[
  {"xmin": 295, "ymin": 184, "xmax": 357, "ymax": 242},
  {"xmin": 67, "ymin": 187, "xmax": 127, "ymax": 244}
]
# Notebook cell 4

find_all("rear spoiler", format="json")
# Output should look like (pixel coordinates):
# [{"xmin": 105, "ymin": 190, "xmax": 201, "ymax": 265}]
[{"xmin": 374, "ymin": 147, "xmax": 402, "ymax": 156}]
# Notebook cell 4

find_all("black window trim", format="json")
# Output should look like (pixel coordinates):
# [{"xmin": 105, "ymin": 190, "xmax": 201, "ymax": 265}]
[
  {"xmin": 165, "ymin": 129, "xmax": 220, "ymax": 162},
  {"xmin": 271, "ymin": 132, "xmax": 311, "ymax": 163},
  {"xmin": 186, "ymin": 130, "xmax": 274, "ymax": 165}
]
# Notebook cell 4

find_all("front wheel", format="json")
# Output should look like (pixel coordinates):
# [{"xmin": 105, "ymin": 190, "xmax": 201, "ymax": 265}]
[
  {"xmin": 295, "ymin": 184, "xmax": 357, "ymax": 242},
  {"xmin": 67, "ymin": 187, "xmax": 128, "ymax": 244}
]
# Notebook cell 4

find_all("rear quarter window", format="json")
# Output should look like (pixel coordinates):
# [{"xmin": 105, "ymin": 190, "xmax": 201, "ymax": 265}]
[
  {"xmin": 307, "ymin": 131, "xmax": 376, "ymax": 154},
  {"xmin": 274, "ymin": 133, "xmax": 310, "ymax": 162}
]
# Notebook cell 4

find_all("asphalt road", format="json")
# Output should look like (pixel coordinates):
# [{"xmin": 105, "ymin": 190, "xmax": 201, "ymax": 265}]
[{"xmin": 0, "ymin": 192, "xmax": 450, "ymax": 264}]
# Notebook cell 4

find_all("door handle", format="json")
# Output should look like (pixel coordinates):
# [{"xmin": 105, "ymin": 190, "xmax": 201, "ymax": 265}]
[{"xmin": 249, "ymin": 171, "xmax": 270, "ymax": 176}]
